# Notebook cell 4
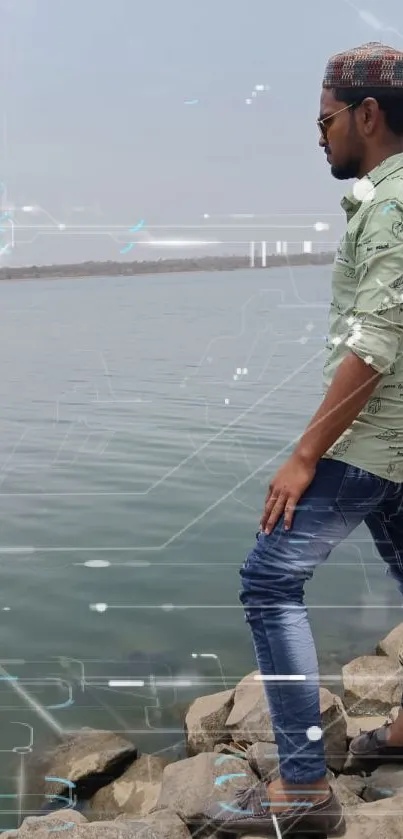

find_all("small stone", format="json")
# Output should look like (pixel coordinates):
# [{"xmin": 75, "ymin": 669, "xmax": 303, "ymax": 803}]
[
  {"xmin": 213, "ymin": 742, "xmax": 249, "ymax": 757},
  {"xmin": 336, "ymin": 774, "xmax": 367, "ymax": 797},
  {"xmin": 388, "ymin": 706, "xmax": 401, "ymax": 723},
  {"xmin": 246, "ymin": 741, "xmax": 279, "ymax": 779},
  {"xmin": 319, "ymin": 689, "xmax": 348, "ymax": 772},
  {"xmin": 331, "ymin": 776, "xmax": 363, "ymax": 807},
  {"xmin": 362, "ymin": 765, "xmax": 403, "ymax": 802}
]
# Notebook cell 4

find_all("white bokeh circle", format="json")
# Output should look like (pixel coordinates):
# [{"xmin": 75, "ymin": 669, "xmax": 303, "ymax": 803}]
[
  {"xmin": 306, "ymin": 725, "xmax": 323, "ymax": 741},
  {"xmin": 353, "ymin": 177, "xmax": 376, "ymax": 203}
]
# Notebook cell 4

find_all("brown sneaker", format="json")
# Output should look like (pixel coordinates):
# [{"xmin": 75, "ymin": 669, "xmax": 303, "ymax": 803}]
[
  {"xmin": 349, "ymin": 721, "xmax": 403, "ymax": 762},
  {"xmin": 187, "ymin": 779, "xmax": 345, "ymax": 835}
]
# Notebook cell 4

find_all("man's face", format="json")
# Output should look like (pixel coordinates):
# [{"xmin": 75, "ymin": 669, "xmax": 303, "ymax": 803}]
[{"xmin": 318, "ymin": 88, "xmax": 364, "ymax": 180}]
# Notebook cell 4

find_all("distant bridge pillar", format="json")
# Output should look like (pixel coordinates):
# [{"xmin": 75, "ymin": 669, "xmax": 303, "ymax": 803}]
[{"xmin": 249, "ymin": 240, "xmax": 255, "ymax": 267}]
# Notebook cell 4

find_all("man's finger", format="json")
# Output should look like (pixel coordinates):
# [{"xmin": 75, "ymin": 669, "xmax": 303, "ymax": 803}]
[
  {"xmin": 260, "ymin": 490, "xmax": 278, "ymax": 529},
  {"xmin": 283, "ymin": 499, "xmax": 297, "ymax": 531},
  {"xmin": 264, "ymin": 493, "xmax": 287, "ymax": 534}
]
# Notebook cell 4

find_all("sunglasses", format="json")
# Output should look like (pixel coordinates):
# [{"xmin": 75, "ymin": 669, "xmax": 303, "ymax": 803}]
[{"xmin": 317, "ymin": 102, "xmax": 356, "ymax": 143}]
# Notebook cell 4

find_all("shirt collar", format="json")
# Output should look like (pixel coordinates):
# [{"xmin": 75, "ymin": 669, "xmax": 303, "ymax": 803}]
[{"xmin": 341, "ymin": 151, "xmax": 403, "ymax": 219}]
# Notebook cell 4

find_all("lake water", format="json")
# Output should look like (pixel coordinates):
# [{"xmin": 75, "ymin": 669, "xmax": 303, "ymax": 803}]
[{"xmin": 0, "ymin": 266, "xmax": 401, "ymax": 825}]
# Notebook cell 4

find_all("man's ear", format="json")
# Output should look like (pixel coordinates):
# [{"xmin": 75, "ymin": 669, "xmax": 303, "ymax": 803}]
[{"xmin": 361, "ymin": 97, "xmax": 381, "ymax": 135}]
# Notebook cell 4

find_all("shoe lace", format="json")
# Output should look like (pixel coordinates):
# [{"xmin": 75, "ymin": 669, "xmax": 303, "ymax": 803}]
[{"xmin": 234, "ymin": 782, "xmax": 266, "ymax": 811}]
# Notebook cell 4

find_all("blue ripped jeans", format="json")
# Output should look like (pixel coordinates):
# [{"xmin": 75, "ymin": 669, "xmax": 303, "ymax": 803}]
[{"xmin": 239, "ymin": 457, "xmax": 403, "ymax": 784}]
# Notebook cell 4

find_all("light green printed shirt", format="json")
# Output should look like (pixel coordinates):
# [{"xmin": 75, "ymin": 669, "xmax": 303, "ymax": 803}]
[{"xmin": 323, "ymin": 152, "xmax": 403, "ymax": 482}]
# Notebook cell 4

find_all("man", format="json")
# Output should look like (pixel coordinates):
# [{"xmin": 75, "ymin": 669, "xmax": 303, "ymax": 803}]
[{"xmin": 190, "ymin": 42, "xmax": 403, "ymax": 835}]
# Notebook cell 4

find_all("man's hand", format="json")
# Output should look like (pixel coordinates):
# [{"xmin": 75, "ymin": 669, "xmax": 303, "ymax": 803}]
[{"xmin": 260, "ymin": 453, "xmax": 317, "ymax": 534}]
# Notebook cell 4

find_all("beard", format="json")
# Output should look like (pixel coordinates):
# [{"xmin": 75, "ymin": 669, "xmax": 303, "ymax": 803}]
[{"xmin": 330, "ymin": 155, "xmax": 362, "ymax": 180}]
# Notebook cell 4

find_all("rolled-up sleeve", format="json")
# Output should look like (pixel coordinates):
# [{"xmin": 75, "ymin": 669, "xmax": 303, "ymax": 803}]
[{"xmin": 347, "ymin": 200, "xmax": 403, "ymax": 373}]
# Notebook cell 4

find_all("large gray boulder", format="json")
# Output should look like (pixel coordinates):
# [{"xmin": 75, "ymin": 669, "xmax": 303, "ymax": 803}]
[
  {"xmin": 0, "ymin": 810, "xmax": 87, "ymax": 839},
  {"xmin": 150, "ymin": 751, "xmax": 255, "ymax": 822},
  {"xmin": 23, "ymin": 729, "xmax": 137, "ymax": 813},
  {"xmin": 224, "ymin": 671, "xmax": 274, "ymax": 743},
  {"xmin": 115, "ymin": 809, "xmax": 192, "ymax": 837},
  {"xmin": 376, "ymin": 623, "xmax": 403, "ymax": 663},
  {"xmin": 184, "ymin": 688, "xmax": 235, "ymax": 755},
  {"xmin": 342, "ymin": 656, "xmax": 402, "ymax": 714},
  {"xmin": 343, "ymin": 790, "xmax": 403, "ymax": 839},
  {"xmin": 88, "ymin": 754, "xmax": 169, "ymax": 820},
  {"xmin": 3, "ymin": 809, "xmax": 192, "ymax": 839}
]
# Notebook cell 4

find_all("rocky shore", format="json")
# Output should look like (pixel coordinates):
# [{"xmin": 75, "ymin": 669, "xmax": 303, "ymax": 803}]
[
  {"xmin": 0, "ymin": 251, "xmax": 335, "ymax": 282},
  {"xmin": 8, "ymin": 622, "xmax": 403, "ymax": 838}
]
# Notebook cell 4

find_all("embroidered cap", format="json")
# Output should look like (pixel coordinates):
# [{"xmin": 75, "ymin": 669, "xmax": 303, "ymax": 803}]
[{"xmin": 322, "ymin": 42, "xmax": 403, "ymax": 89}]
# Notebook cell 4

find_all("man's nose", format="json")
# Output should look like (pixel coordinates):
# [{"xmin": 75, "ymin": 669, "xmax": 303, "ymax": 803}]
[{"xmin": 318, "ymin": 133, "xmax": 326, "ymax": 148}]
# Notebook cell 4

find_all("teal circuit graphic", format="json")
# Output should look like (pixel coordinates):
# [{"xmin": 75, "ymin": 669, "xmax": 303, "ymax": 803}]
[
  {"xmin": 120, "ymin": 219, "xmax": 145, "ymax": 254},
  {"xmin": 0, "ymin": 182, "xmax": 14, "ymax": 256}
]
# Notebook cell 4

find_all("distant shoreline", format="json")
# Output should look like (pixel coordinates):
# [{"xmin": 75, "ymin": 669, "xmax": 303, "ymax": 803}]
[{"xmin": 0, "ymin": 252, "xmax": 335, "ymax": 282}]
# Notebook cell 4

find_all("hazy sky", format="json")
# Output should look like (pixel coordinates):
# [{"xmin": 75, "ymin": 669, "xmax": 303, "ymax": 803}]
[{"xmin": 1, "ymin": 0, "xmax": 403, "ymax": 265}]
